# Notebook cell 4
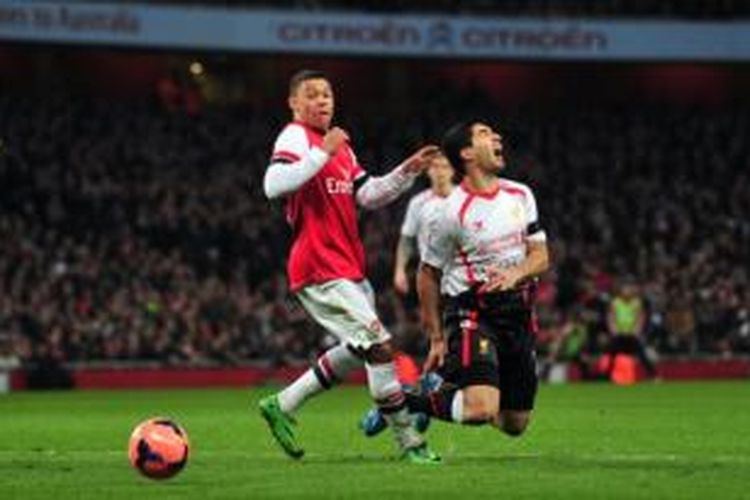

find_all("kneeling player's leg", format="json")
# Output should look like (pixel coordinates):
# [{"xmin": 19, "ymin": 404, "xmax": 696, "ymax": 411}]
[
  {"xmin": 406, "ymin": 327, "xmax": 500, "ymax": 426},
  {"xmin": 497, "ymin": 410, "xmax": 532, "ymax": 437},
  {"xmin": 496, "ymin": 350, "xmax": 538, "ymax": 437},
  {"xmin": 461, "ymin": 385, "xmax": 500, "ymax": 424},
  {"xmin": 405, "ymin": 383, "xmax": 497, "ymax": 425}
]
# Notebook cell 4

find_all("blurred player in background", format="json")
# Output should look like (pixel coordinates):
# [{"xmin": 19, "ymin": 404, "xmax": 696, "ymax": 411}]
[
  {"xmin": 393, "ymin": 153, "xmax": 456, "ymax": 295},
  {"xmin": 259, "ymin": 69, "xmax": 440, "ymax": 463},
  {"xmin": 406, "ymin": 120, "xmax": 549, "ymax": 437},
  {"xmin": 606, "ymin": 278, "xmax": 658, "ymax": 379},
  {"xmin": 360, "ymin": 152, "xmax": 455, "ymax": 436}
]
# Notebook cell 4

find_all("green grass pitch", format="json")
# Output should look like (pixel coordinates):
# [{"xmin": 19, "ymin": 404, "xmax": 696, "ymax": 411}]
[{"xmin": 1, "ymin": 382, "xmax": 749, "ymax": 499}]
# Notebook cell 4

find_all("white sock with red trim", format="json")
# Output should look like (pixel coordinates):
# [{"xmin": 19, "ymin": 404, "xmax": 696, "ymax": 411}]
[
  {"xmin": 366, "ymin": 362, "xmax": 424, "ymax": 450},
  {"xmin": 278, "ymin": 344, "xmax": 362, "ymax": 414}
]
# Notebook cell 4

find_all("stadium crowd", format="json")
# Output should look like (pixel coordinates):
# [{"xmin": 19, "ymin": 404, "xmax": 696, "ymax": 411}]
[{"xmin": 0, "ymin": 81, "xmax": 748, "ymax": 370}]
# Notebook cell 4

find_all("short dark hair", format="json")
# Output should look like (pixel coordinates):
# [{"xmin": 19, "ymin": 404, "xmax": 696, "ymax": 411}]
[
  {"xmin": 441, "ymin": 121, "xmax": 474, "ymax": 176},
  {"xmin": 289, "ymin": 69, "xmax": 330, "ymax": 95}
]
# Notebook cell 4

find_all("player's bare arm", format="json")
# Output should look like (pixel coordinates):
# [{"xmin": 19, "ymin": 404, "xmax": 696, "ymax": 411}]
[
  {"xmin": 480, "ymin": 240, "xmax": 549, "ymax": 293},
  {"xmin": 393, "ymin": 235, "xmax": 416, "ymax": 295},
  {"xmin": 417, "ymin": 262, "xmax": 446, "ymax": 371}
]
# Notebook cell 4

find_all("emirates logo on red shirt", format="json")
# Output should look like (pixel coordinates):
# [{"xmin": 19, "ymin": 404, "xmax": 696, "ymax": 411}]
[{"xmin": 325, "ymin": 177, "xmax": 354, "ymax": 195}]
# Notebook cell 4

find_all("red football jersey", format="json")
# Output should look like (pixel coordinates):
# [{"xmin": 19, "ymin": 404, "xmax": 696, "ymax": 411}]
[{"xmin": 270, "ymin": 121, "xmax": 367, "ymax": 291}]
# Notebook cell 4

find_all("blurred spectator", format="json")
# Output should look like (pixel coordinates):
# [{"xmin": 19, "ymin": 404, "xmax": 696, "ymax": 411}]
[
  {"xmin": 604, "ymin": 278, "xmax": 657, "ymax": 378},
  {"xmin": 0, "ymin": 334, "xmax": 21, "ymax": 370}
]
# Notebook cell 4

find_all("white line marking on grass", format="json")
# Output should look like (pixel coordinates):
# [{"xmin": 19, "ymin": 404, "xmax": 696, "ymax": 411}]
[{"xmin": 0, "ymin": 450, "xmax": 748, "ymax": 468}]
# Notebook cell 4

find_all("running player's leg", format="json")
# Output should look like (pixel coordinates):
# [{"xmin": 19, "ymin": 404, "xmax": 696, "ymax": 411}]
[
  {"xmin": 277, "ymin": 343, "xmax": 363, "ymax": 415},
  {"xmin": 259, "ymin": 282, "xmax": 367, "ymax": 459},
  {"xmin": 337, "ymin": 280, "xmax": 438, "ymax": 463},
  {"xmin": 262, "ymin": 279, "xmax": 438, "ymax": 462},
  {"xmin": 259, "ymin": 341, "xmax": 362, "ymax": 459},
  {"xmin": 359, "ymin": 352, "xmax": 431, "ymax": 437},
  {"xmin": 361, "ymin": 340, "xmax": 439, "ymax": 463}
]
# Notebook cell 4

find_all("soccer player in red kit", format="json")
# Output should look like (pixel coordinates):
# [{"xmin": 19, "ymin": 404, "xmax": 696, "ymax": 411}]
[{"xmin": 259, "ymin": 70, "xmax": 440, "ymax": 464}]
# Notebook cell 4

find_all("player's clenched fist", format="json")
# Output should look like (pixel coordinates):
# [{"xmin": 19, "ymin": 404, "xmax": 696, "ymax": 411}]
[
  {"xmin": 402, "ymin": 145, "xmax": 441, "ymax": 173},
  {"xmin": 322, "ymin": 127, "xmax": 349, "ymax": 156}
]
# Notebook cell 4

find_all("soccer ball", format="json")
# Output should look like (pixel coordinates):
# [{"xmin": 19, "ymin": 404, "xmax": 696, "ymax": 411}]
[{"xmin": 128, "ymin": 417, "xmax": 190, "ymax": 480}]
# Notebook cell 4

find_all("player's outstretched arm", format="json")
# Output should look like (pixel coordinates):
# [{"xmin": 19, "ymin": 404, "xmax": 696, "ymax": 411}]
[
  {"xmin": 356, "ymin": 145, "xmax": 440, "ymax": 210},
  {"xmin": 263, "ymin": 127, "xmax": 348, "ymax": 199}
]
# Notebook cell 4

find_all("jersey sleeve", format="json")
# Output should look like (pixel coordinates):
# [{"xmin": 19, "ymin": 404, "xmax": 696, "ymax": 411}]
[
  {"xmin": 522, "ymin": 185, "xmax": 547, "ymax": 242},
  {"xmin": 400, "ymin": 195, "xmax": 421, "ymax": 238},
  {"xmin": 270, "ymin": 124, "xmax": 309, "ymax": 164},
  {"xmin": 421, "ymin": 202, "xmax": 457, "ymax": 270}
]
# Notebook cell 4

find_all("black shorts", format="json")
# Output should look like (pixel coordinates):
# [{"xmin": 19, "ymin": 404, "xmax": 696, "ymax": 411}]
[
  {"xmin": 438, "ymin": 288, "xmax": 539, "ymax": 412},
  {"xmin": 609, "ymin": 335, "xmax": 645, "ymax": 354}
]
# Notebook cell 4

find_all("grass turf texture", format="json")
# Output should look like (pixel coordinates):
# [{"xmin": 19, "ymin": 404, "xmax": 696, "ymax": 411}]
[{"xmin": 0, "ymin": 382, "xmax": 749, "ymax": 499}]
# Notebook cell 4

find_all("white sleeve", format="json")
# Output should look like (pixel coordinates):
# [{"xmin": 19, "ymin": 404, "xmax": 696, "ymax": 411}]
[
  {"xmin": 421, "ymin": 203, "xmax": 457, "ymax": 270},
  {"xmin": 523, "ymin": 186, "xmax": 547, "ymax": 243},
  {"xmin": 400, "ymin": 195, "xmax": 421, "ymax": 238},
  {"xmin": 355, "ymin": 163, "xmax": 418, "ymax": 210},
  {"xmin": 263, "ymin": 125, "xmax": 329, "ymax": 199}
]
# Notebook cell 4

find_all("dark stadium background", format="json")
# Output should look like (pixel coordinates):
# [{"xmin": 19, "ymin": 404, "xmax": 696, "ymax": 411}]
[{"xmin": 1, "ymin": 0, "xmax": 749, "ymax": 390}]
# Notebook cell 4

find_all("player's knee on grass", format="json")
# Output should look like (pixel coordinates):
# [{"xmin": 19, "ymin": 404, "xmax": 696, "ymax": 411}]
[
  {"xmin": 462, "ymin": 387, "xmax": 499, "ymax": 424},
  {"xmin": 499, "ymin": 410, "xmax": 531, "ymax": 437},
  {"xmin": 364, "ymin": 341, "xmax": 394, "ymax": 364}
]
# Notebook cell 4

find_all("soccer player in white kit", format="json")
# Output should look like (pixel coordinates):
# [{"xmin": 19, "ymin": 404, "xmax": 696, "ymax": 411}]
[
  {"xmin": 393, "ymin": 153, "xmax": 455, "ymax": 295},
  {"xmin": 259, "ymin": 70, "xmax": 440, "ymax": 463},
  {"xmin": 406, "ymin": 120, "xmax": 550, "ymax": 437}
]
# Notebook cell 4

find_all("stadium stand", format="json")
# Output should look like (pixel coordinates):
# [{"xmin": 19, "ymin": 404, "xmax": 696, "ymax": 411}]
[{"xmin": 1, "ymin": 75, "xmax": 748, "ymax": 369}]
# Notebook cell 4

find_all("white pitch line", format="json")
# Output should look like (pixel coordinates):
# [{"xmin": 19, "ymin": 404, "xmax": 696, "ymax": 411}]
[{"xmin": 0, "ymin": 450, "xmax": 748, "ymax": 465}]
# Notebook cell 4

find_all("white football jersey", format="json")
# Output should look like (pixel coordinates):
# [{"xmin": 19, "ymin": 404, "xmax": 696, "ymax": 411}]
[
  {"xmin": 400, "ymin": 188, "xmax": 451, "ymax": 260},
  {"xmin": 422, "ymin": 179, "xmax": 546, "ymax": 297}
]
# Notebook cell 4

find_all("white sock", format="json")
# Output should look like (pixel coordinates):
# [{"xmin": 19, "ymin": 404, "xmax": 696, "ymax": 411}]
[
  {"xmin": 366, "ymin": 362, "xmax": 423, "ymax": 450},
  {"xmin": 365, "ymin": 362, "xmax": 404, "ymax": 410},
  {"xmin": 451, "ymin": 390, "xmax": 464, "ymax": 423},
  {"xmin": 278, "ymin": 370, "xmax": 321, "ymax": 414},
  {"xmin": 321, "ymin": 344, "xmax": 364, "ymax": 382},
  {"xmin": 278, "ymin": 344, "xmax": 362, "ymax": 414}
]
